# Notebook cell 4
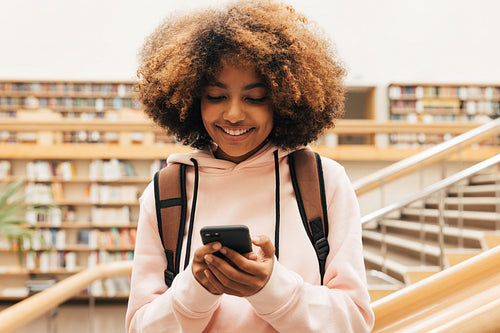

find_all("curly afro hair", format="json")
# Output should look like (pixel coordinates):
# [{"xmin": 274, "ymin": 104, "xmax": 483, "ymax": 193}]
[{"xmin": 137, "ymin": 0, "xmax": 346, "ymax": 149}]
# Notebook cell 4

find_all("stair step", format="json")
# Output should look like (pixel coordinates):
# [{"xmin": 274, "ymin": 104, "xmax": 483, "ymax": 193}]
[
  {"xmin": 363, "ymin": 229, "xmax": 445, "ymax": 257},
  {"xmin": 363, "ymin": 246, "xmax": 442, "ymax": 285},
  {"xmin": 369, "ymin": 289, "xmax": 399, "ymax": 302},
  {"xmin": 426, "ymin": 196, "xmax": 499, "ymax": 208},
  {"xmin": 406, "ymin": 268, "xmax": 440, "ymax": 284},
  {"xmin": 380, "ymin": 219, "xmax": 485, "ymax": 240},
  {"xmin": 366, "ymin": 269, "xmax": 404, "ymax": 302},
  {"xmin": 363, "ymin": 243, "xmax": 425, "ymax": 269},
  {"xmin": 470, "ymin": 173, "xmax": 500, "ymax": 185},
  {"xmin": 448, "ymin": 183, "xmax": 500, "ymax": 196},
  {"xmin": 363, "ymin": 248, "xmax": 412, "ymax": 284},
  {"xmin": 366, "ymin": 269, "xmax": 404, "ymax": 286},
  {"xmin": 378, "ymin": 219, "xmax": 486, "ymax": 248},
  {"xmin": 425, "ymin": 204, "xmax": 498, "ymax": 213},
  {"xmin": 401, "ymin": 207, "xmax": 499, "ymax": 228},
  {"xmin": 444, "ymin": 250, "xmax": 482, "ymax": 267},
  {"xmin": 483, "ymin": 234, "xmax": 500, "ymax": 249}
]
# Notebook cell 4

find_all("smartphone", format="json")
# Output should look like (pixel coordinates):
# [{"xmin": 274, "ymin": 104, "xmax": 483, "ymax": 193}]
[{"xmin": 200, "ymin": 225, "xmax": 252, "ymax": 255}]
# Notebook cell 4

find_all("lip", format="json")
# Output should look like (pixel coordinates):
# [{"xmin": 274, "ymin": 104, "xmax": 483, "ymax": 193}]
[{"xmin": 216, "ymin": 125, "xmax": 254, "ymax": 141}]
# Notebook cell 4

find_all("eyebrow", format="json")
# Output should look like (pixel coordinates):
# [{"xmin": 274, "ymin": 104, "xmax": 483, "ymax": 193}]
[{"xmin": 208, "ymin": 82, "xmax": 266, "ymax": 90}]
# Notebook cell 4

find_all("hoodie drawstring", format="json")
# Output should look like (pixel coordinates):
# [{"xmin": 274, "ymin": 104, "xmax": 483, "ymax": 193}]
[
  {"xmin": 183, "ymin": 154, "xmax": 280, "ymax": 266},
  {"xmin": 274, "ymin": 150, "xmax": 280, "ymax": 259},
  {"xmin": 183, "ymin": 158, "xmax": 199, "ymax": 268}
]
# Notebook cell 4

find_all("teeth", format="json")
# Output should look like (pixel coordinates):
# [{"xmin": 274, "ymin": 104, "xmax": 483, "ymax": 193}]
[{"xmin": 222, "ymin": 128, "xmax": 250, "ymax": 136}]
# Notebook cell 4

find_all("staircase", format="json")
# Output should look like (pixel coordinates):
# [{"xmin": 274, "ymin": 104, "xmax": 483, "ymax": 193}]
[{"xmin": 364, "ymin": 162, "xmax": 500, "ymax": 300}]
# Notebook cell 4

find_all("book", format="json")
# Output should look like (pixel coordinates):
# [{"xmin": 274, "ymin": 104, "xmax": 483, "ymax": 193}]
[{"xmin": 0, "ymin": 160, "xmax": 11, "ymax": 177}]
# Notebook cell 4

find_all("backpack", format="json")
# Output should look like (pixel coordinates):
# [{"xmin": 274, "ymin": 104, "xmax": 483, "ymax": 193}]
[{"xmin": 153, "ymin": 149, "xmax": 330, "ymax": 287}]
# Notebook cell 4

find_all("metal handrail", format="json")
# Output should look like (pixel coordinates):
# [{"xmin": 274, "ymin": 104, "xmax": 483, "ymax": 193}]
[
  {"xmin": 353, "ymin": 117, "xmax": 500, "ymax": 196},
  {"xmin": 361, "ymin": 154, "xmax": 500, "ymax": 225}
]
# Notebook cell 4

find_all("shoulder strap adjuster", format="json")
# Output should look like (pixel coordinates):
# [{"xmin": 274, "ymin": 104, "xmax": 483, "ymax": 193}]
[
  {"xmin": 314, "ymin": 237, "xmax": 329, "ymax": 260},
  {"xmin": 164, "ymin": 269, "xmax": 175, "ymax": 287}
]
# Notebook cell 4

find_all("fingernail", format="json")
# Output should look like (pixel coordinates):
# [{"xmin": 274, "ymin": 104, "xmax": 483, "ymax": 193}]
[
  {"xmin": 220, "ymin": 248, "xmax": 226, "ymax": 255},
  {"xmin": 204, "ymin": 255, "xmax": 213, "ymax": 263},
  {"xmin": 212, "ymin": 242, "xmax": 221, "ymax": 250},
  {"xmin": 252, "ymin": 236, "xmax": 260, "ymax": 243}
]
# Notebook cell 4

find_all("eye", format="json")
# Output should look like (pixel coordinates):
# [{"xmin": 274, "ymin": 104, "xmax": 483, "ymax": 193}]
[
  {"xmin": 206, "ymin": 95, "xmax": 226, "ymax": 102},
  {"xmin": 246, "ymin": 96, "xmax": 268, "ymax": 104}
]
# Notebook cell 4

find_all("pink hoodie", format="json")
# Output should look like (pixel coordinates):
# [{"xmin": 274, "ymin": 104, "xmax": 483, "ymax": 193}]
[{"xmin": 126, "ymin": 144, "xmax": 374, "ymax": 332}]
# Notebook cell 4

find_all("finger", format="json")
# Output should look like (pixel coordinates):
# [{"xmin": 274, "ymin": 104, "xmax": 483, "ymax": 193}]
[
  {"xmin": 205, "ymin": 258, "xmax": 250, "ymax": 296},
  {"xmin": 192, "ymin": 263, "xmax": 223, "ymax": 295},
  {"xmin": 192, "ymin": 242, "xmax": 222, "ymax": 263},
  {"xmin": 205, "ymin": 253, "xmax": 254, "ymax": 285},
  {"xmin": 219, "ymin": 247, "xmax": 261, "ymax": 276},
  {"xmin": 203, "ymin": 269, "xmax": 224, "ymax": 295},
  {"xmin": 205, "ymin": 255, "xmax": 271, "ymax": 297},
  {"xmin": 252, "ymin": 235, "xmax": 275, "ymax": 259},
  {"xmin": 245, "ymin": 252, "xmax": 258, "ymax": 261}
]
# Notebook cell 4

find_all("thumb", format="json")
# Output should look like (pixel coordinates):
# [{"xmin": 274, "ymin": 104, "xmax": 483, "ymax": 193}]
[{"xmin": 252, "ymin": 235, "xmax": 275, "ymax": 259}]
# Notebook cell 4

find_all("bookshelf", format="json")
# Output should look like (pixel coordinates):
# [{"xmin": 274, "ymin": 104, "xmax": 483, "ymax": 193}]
[
  {"xmin": 0, "ymin": 157, "xmax": 152, "ymax": 301},
  {"xmin": 0, "ymin": 80, "xmax": 153, "ymax": 301},
  {"xmin": 0, "ymin": 80, "xmax": 140, "ymax": 120},
  {"xmin": 388, "ymin": 83, "xmax": 500, "ymax": 147}
]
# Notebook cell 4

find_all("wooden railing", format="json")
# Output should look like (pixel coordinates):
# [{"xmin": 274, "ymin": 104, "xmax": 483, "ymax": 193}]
[
  {"xmin": 0, "ymin": 261, "xmax": 132, "ymax": 333},
  {"xmin": 352, "ymin": 117, "xmax": 500, "ymax": 196},
  {"xmin": 372, "ymin": 245, "xmax": 500, "ymax": 332}
]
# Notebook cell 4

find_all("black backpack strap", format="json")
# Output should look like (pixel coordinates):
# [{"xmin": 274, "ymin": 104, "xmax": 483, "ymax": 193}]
[
  {"xmin": 288, "ymin": 150, "xmax": 330, "ymax": 284},
  {"xmin": 153, "ymin": 163, "xmax": 187, "ymax": 287}
]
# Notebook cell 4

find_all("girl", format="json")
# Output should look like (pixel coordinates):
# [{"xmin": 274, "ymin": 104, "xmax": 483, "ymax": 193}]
[{"xmin": 126, "ymin": 1, "xmax": 374, "ymax": 332}]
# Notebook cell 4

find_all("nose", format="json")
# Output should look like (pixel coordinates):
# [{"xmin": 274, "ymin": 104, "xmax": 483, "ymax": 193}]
[{"xmin": 223, "ymin": 100, "xmax": 245, "ymax": 123}]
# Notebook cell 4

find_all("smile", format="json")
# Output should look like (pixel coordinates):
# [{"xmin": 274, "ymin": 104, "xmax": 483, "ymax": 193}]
[{"xmin": 220, "ymin": 127, "xmax": 252, "ymax": 136}]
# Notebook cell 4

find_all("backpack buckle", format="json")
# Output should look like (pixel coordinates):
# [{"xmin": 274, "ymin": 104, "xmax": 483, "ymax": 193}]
[
  {"xmin": 164, "ymin": 269, "xmax": 174, "ymax": 287},
  {"xmin": 314, "ymin": 237, "xmax": 329, "ymax": 260}
]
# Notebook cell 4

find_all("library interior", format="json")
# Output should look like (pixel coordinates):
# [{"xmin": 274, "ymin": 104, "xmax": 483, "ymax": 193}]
[{"xmin": 0, "ymin": 0, "xmax": 499, "ymax": 332}]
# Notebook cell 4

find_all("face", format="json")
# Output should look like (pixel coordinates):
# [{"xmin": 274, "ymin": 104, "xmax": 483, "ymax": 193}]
[{"xmin": 201, "ymin": 62, "xmax": 273, "ymax": 163}]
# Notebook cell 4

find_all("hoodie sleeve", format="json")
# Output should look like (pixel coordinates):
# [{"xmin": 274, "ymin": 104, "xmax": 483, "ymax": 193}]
[
  {"xmin": 245, "ymin": 158, "xmax": 375, "ymax": 332},
  {"xmin": 125, "ymin": 182, "xmax": 221, "ymax": 333}
]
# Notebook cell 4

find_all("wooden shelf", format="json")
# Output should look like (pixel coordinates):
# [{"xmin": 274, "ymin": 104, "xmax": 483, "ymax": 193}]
[
  {"xmin": 13, "ymin": 177, "xmax": 150, "ymax": 184},
  {"xmin": 0, "ymin": 143, "xmax": 191, "ymax": 159},
  {"xmin": 0, "ymin": 246, "xmax": 134, "ymax": 253},
  {"xmin": 0, "ymin": 91, "xmax": 137, "ymax": 98},
  {"xmin": 0, "ymin": 268, "xmax": 86, "ymax": 276},
  {"xmin": 0, "ymin": 293, "xmax": 130, "ymax": 302},
  {"xmin": 36, "ymin": 222, "xmax": 138, "ymax": 229}
]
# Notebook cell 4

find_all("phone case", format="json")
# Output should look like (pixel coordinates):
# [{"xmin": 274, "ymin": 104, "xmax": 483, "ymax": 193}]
[{"xmin": 200, "ymin": 225, "xmax": 252, "ymax": 254}]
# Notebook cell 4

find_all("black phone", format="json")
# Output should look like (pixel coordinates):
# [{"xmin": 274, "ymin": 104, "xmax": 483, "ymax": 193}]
[{"xmin": 200, "ymin": 225, "xmax": 252, "ymax": 255}]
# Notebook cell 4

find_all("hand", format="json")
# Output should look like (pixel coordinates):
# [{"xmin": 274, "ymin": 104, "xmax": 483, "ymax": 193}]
[
  {"xmin": 202, "ymin": 235, "xmax": 275, "ymax": 297},
  {"xmin": 192, "ymin": 241, "xmax": 225, "ymax": 294}
]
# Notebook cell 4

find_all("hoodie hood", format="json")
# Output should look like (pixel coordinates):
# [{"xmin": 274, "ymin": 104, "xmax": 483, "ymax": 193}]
[{"xmin": 167, "ymin": 142, "xmax": 311, "ymax": 174}]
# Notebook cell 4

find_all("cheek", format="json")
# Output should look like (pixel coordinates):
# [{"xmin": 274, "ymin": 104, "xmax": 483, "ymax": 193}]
[
  {"xmin": 263, "ymin": 111, "xmax": 273, "ymax": 134},
  {"xmin": 200, "ymin": 103, "xmax": 215, "ymax": 125}
]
